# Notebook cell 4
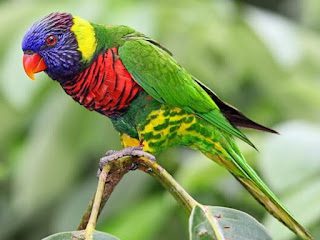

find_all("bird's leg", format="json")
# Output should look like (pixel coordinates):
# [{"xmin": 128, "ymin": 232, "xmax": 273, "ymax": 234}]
[{"xmin": 97, "ymin": 146, "xmax": 156, "ymax": 176}]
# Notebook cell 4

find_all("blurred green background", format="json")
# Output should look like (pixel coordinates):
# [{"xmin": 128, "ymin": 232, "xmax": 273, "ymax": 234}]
[{"xmin": 0, "ymin": 0, "xmax": 320, "ymax": 239}]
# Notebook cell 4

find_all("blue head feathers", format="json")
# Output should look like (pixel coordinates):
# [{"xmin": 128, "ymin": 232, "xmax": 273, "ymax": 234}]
[{"xmin": 22, "ymin": 12, "xmax": 82, "ymax": 82}]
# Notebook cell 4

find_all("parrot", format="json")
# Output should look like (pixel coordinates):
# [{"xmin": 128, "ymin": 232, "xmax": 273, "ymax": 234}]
[{"xmin": 22, "ymin": 12, "xmax": 312, "ymax": 239}]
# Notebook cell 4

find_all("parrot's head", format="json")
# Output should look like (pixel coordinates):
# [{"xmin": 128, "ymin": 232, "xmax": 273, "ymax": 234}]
[{"xmin": 22, "ymin": 12, "xmax": 97, "ymax": 82}]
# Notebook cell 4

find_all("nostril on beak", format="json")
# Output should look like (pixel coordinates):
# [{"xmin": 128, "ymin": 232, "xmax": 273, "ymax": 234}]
[{"xmin": 24, "ymin": 50, "xmax": 34, "ymax": 55}]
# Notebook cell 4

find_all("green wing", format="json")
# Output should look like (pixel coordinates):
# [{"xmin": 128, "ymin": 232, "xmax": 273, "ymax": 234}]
[{"xmin": 118, "ymin": 38, "xmax": 255, "ymax": 148}]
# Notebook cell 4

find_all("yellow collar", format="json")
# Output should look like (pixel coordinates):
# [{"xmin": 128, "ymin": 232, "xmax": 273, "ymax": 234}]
[{"xmin": 71, "ymin": 16, "xmax": 97, "ymax": 62}]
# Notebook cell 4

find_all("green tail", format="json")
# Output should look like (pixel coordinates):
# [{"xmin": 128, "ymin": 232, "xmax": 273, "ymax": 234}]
[{"xmin": 204, "ymin": 141, "xmax": 313, "ymax": 240}]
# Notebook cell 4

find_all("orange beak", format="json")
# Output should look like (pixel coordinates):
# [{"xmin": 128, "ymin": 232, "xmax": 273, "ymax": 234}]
[{"xmin": 23, "ymin": 53, "xmax": 47, "ymax": 80}]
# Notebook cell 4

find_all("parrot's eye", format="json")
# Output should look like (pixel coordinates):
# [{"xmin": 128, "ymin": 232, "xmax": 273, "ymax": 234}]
[{"xmin": 45, "ymin": 35, "xmax": 58, "ymax": 47}]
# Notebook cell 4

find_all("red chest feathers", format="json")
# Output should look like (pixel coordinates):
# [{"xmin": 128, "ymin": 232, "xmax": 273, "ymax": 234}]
[{"xmin": 61, "ymin": 48, "xmax": 142, "ymax": 116}]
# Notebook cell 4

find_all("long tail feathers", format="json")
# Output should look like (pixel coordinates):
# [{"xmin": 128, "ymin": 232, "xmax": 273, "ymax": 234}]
[
  {"xmin": 236, "ymin": 175, "xmax": 313, "ymax": 240},
  {"xmin": 209, "ymin": 146, "xmax": 313, "ymax": 240}
]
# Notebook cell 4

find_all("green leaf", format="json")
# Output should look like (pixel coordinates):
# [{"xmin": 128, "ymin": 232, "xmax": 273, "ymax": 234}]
[
  {"xmin": 189, "ymin": 205, "xmax": 272, "ymax": 240},
  {"xmin": 42, "ymin": 230, "xmax": 119, "ymax": 240}
]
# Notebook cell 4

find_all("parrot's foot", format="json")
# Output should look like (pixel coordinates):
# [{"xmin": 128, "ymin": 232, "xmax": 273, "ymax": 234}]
[{"xmin": 97, "ymin": 146, "xmax": 156, "ymax": 176}]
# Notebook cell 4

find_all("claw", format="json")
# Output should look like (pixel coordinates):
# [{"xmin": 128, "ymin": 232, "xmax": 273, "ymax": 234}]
[
  {"xmin": 97, "ymin": 146, "xmax": 156, "ymax": 177},
  {"xmin": 104, "ymin": 150, "xmax": 117, "ymax": 156},
  {"xmin": 131, "ymin": 149, "xmax": 156, "ymax": 161}
]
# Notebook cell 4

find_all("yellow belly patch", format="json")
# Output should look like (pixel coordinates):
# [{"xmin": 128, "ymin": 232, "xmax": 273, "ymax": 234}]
[{"xmin": 120, "ymin": 133, "xmax": 140, "ymax": 148}]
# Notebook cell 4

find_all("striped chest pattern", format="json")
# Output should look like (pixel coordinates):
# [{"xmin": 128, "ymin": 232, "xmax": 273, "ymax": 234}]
[{"xmin": 61, "ymin": 48, "xmax": 142, "ymax": 116}]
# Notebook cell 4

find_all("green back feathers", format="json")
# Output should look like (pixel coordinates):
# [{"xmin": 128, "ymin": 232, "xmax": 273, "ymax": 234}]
[
  {"xmin": 118, "ymin": 38, "xmax": 255, "ymax": 147},
  {"xmin": 92, "ymin": 24, "xmax": 136, "ymax": 51}
]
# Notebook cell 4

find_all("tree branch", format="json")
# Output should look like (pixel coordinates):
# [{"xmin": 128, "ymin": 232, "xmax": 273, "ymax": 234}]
[
  {"xmin": 78, "ymin": 155, "xmax": 199, "ymax": 235},
  {"xmin": 84, "ymin": 164, "xmax": 111, "ymax": 240},
  {"xmin": 77, "ymin": 156, "xmax": 134, "ymax": 231},
  {"xmin": 137, "ymin": 157, "xmax": 198, "ymax": 213}
]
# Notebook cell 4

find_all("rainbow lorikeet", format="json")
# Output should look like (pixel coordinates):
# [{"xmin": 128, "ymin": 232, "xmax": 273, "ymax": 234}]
[{"xmin": 22, "ymin": 12, "xmax": 312, "ymax": 239}]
